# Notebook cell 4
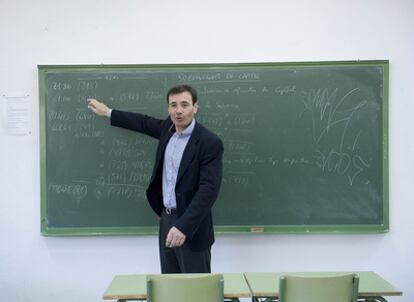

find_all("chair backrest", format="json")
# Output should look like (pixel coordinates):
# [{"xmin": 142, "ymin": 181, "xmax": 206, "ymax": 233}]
[
  {"xmin": 146, "ymin": 274, "xmax": 224, "ymax": 302},
  {"xmin": 279, "ymin": 273, "xmax": 359, "ymax": 302}
]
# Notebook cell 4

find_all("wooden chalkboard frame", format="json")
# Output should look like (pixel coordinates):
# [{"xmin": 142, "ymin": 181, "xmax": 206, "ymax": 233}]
[{"xmin": 39, "ymin": 60, "xmax": 389, "ymax": 236}]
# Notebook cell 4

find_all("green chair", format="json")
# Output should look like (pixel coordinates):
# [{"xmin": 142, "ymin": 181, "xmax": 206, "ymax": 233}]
[
  {"xmin": 146, "ymin": 274, "xmax": 224, "ymax": 302},
  {"xmin": 278, "ymin": 273, "xmax": 359, "ymax": 302}
]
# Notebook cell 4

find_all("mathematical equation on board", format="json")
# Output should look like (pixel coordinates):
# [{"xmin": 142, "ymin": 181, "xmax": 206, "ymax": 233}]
[{"xmin": 45, "ymin": 70, "xmax": 377, "ymax": 204}]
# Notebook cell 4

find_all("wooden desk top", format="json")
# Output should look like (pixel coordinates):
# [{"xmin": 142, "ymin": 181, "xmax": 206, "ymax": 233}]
[
  {"xmin": 103, "ymin": 273, "xmax": 251, "ymax": 300},
  {"xmin": 244, "ymin": 271, "xmax": 403, "ymax": 298}
]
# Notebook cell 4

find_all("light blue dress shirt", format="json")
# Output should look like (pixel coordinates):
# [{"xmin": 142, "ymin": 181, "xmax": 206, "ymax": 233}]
[
  {"xmin": 108, "ymin": 109, "xmax": 195, "ymax": 209},
  {"xmin": 162, "ymin": 119, "xmax": 195, "ymax": 209}
]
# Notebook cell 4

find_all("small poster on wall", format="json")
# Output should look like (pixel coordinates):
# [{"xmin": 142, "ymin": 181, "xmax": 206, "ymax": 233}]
[{"xmin": 1, "ymin": 94, "xmax": 31, "ymax": 136}]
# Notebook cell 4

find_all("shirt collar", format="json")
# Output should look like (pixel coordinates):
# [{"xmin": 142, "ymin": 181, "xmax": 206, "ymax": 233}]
[
  {"xmin": 168, "ymin": 118, "xmax": 196, "ymax": 137},
  {"xmin": 178, "ymin": 118, "xmax": 195, "ymax": 138}
]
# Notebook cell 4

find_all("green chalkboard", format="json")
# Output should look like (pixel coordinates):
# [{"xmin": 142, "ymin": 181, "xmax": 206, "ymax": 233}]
[{"xmin": 38, "ymin": 61, "xmax": 389, "ymax": 235}]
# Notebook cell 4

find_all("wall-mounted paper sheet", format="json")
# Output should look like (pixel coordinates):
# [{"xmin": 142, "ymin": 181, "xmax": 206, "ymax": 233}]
[{"xmin": 1, "ymin": 95, "xmax": 31, "ymax": 136}]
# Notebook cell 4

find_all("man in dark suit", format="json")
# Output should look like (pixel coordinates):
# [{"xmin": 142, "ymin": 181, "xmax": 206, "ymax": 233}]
[{"xmin": 88, "ymin": 85, "xmax": 223, "ymax": 273}]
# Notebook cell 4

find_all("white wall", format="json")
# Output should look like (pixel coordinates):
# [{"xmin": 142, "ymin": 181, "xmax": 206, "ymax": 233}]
[{"xmin": 1, "ymin": 0, "xmax": 413, "ymax": 301}]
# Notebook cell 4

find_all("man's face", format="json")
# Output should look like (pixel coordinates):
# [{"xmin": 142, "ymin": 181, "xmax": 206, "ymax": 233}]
[{"xmin": 168, "ymin": 91, "xmax": 198, "ymax": 133}]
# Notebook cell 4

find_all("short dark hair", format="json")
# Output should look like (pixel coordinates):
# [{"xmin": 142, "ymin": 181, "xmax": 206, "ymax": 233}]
[{"xmin": 166, "ymin": 84, "xmax": 198, "ymax": 105}]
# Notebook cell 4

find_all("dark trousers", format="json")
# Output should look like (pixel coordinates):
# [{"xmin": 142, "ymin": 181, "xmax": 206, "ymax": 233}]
[{"xmin": 159, "ymin": 210, "xmax": 211, "ymax": 273}]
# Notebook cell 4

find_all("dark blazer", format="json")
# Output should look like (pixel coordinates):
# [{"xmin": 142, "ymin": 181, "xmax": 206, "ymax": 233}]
[{"xmin": 111, "ymin": 110, "xmax": 224, "ymax": 251}]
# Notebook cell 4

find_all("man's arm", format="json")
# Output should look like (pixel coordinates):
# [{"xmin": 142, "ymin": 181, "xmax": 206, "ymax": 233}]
[{"xmin": 87, "ymin": 98, "xmax": 166, "ymax": 139}]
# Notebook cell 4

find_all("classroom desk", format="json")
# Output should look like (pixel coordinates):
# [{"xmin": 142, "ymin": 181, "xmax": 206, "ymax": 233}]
[
  {"xmin": 103, "ymin": 273, "xmax": 251, "ymax": 302},
  {"xmin": 244, "ymin": 271, "xmax": 402, "ymax": 302}
]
